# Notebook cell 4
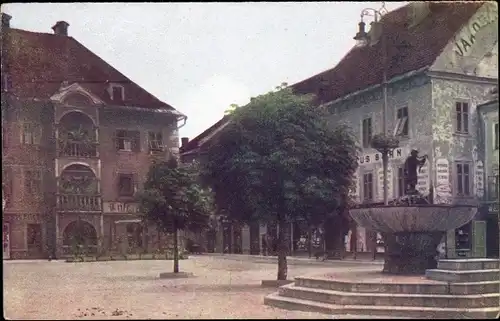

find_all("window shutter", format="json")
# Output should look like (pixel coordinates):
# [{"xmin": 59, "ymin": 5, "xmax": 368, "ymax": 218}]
[
  {"xmin": 132, "ymin": 131, "xmax": 141, "ymax": 152},
  {"xmin": 34, "ymin": 124, "xmax": 42, "ymax": 145},
  {"xmin": 114, "ymin": 131, "xmax": 120, "ymax": 151}
]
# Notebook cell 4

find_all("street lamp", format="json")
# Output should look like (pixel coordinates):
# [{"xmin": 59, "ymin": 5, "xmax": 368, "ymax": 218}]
[{"xmin": 353, "ymin": 2, "xmax": 396, "ymax": 207}]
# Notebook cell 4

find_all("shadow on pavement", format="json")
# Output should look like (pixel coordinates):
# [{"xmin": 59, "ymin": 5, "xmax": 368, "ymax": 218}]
[{"xmin": 156, "ymin": 283, "xmax": 265, "ymax": 293}]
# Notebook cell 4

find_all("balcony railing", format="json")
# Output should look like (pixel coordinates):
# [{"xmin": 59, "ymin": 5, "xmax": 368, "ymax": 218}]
[
  {"xmin": 57, "ymin": 194, "xmax": 101, "ymax": 212},
  {"xmin": 487, "ymin": 175, "xmax": 499, "ymax": 202},
  {"xmin": 58, "ymin": 141, "xmax": 98, "ymax": 158}
]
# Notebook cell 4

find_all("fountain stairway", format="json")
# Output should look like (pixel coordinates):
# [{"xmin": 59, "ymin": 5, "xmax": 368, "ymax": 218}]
[{"xmin": 264, "ymin": 258, "xmax": 500, "ymax": 319}]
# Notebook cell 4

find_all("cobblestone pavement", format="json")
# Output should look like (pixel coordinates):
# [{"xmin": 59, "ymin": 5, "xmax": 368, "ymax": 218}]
[{"xmin": 3, "ymin": 256, "xmax": 376, "ymax": 320}]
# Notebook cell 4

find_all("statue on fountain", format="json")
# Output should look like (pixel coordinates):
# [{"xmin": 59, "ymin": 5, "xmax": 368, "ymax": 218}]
[{"xmin": 403, "ymin": 149, "xmax": 428, "ymax": 195}]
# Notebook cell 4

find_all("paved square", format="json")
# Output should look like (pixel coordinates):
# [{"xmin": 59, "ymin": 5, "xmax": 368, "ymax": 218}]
[{"xmin": 3, "ymin": 256, "xmax": 376, "ymax": 319}]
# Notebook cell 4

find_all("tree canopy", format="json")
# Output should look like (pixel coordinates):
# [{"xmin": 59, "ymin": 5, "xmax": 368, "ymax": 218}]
[
  {"xmin": 202, "ymin": 84, "xmax": 358, "ymax": 227},
  {"xmin": 139, "ymin": 158, "xmax": 213, "ymax": 233},
  {"xmin": 201, "ymin": 84, "xmax": 359, "ymax": 279}
]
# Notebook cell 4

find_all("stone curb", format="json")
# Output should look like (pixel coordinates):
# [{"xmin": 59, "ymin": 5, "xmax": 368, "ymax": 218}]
[{"xmin": 198, "ymin": 253, "xmax": 384, "ymax": 265}]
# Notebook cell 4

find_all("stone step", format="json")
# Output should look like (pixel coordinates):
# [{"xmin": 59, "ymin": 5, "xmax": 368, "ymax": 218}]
[
  {"xmin": 438, "ymin": 259, "xmax": 499, "ymax": 271},
  {"xmin": 264, "ymin": 292, "xmax": 500, "ymax": 319},
  {"xmin": 426, "ymin": 269, "xmax": 500, "ymax": 283},
  {"xmin": 278, "ymin": 284, "xmax": 499, "ymax": 309},
  {"xmin": 295, "ymin": 276, "xmax": 500, "ymax": 295}
]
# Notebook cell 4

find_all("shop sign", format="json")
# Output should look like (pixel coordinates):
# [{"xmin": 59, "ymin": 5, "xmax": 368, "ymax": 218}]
[{"xmin": 103, "ymin": 202, "xmax": 140, "ymax": 214}]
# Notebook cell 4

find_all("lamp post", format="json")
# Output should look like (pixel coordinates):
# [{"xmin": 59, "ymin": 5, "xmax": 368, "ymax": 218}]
[
  {"xmin": 353, "ymin": 2, "xmax": 392, "ymax": 207},
  {"xmin": 354, "ymin": 3, "xmax": 396, "ymax": 261}
]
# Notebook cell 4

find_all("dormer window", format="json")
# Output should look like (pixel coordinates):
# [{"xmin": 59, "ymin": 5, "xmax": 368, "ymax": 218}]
[{"xmin": 109, "ymin": 83, "xmax": 125, "ymax": 102}]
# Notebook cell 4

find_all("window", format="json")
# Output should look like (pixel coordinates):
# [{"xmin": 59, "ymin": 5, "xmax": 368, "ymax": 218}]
[
  {"xmin": 363, "ymin": 173, "xmax": 374, "ymax": 201},
  {"xmin": 118, "ymin": 174, "xmax": 134, "ymax": 196},
  {"xmin": 148, "ymin": 131, "xmax": 163, "ymax": 152},
  {"xmin": 455, "ymin": 162, "xmax": 471, "ymax": 196},
  {"xmin": 27, "ymin": 224, "xmax": 42, "ymax": 249},
  {"xmin": 21, "ymin": 123, "xmax": 41, "ymax": 145},
  {"xmin": 25, "ymin": 170, "xmax": 42, "ymax": 195},
  {"xmin": 115, "ymin": 130, "xmax": 140, "ymax": 152},
  {"xmin": 455, "ymin": 102, "xmax": 469, "ymax": 134},
  {"xmin": 111, "ymin": 85, "xmax": 124, "ymax": 101},
  {"xmin": 396, "ymin": 166, "xmax": 405, "ymax": 197},
  {"xmin": 494, "ymin": 123, "xmax": 499, "ymax": 150},
  {"xmin": 362, "ymin": 118, "xmax": 372, "ymax": 148},
  {"xmin": 394, "ymin": 107, "xmax": 409, "ymax": 137}
]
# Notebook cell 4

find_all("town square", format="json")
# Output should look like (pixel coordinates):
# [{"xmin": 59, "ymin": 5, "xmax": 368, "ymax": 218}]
[{"xmin": 2, "ymin": 1, "xmax": 499, "ymax": 319}]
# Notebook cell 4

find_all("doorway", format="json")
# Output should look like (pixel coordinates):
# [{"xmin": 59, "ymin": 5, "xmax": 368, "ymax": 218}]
[
  {"xmin": 27, "ymin": 224, "xmax": 43, "ymax": 258},
  {"xmin": 486, "ymin": 213, "xmax": 499, "ymax": 258}
]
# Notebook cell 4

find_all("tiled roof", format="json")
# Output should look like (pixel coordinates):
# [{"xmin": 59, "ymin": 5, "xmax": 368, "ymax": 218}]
[
  {"xmin": 177, "ymin": 2, "xmax": 485, "ymax": 154},
  {"xmin": 180, "ymin": 115, "xmax": 231, "ymax": 154},
  {"xmin": 291, "ymin": 2, "xmax": 483, "ymax": 104},
  {"xmin": 2, "ymin": 27, "xmax": 178, "ymax": 111}
]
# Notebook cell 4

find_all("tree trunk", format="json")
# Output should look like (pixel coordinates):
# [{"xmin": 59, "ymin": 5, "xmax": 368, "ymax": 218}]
[
  {"xmin": 308, "ymin": 227, "xmax": 312, "ymax": 258},
  {"xmin": 276, "ymin": 219, "xmax": 288, "ymax": 281},
  {"xmin": 173, "ymin": 228, "xmax": 179, "ymax": 273}
]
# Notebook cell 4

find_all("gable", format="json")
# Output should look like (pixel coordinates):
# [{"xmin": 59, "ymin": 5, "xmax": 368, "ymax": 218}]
[
  {"xmin": 430, "ymin": 2, "xmax": 498, "ymax": 78},
  {"xmin": 50, "ymin": 82, "xmax": 104, "ymax": 105},
  {"xmin": 292, "ymin": 2, "xmax": 481, "ymax": 106},
  {"xmin": 3, "ymin": 28, "xmax": 179, "ymax": 112}
]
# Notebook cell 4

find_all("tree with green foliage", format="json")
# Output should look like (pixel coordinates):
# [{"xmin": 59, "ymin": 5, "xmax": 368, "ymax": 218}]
[
  {"xmin": 201, "ymin": 83, "xmax": 359, "ymax": 280},
  {"xmin": 138, "ymin": 157, "xmax": 213, "ymax": 273}
]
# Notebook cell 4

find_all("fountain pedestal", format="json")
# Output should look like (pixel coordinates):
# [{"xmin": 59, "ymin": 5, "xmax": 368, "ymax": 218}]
[{"xmin": 382, "ymin": 231, "xmax": 443, "ymax": 275}]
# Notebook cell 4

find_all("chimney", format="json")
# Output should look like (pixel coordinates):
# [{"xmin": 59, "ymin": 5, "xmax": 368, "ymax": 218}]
[
  {"xmin": 368, "ymin": 21, "xmax": 383, "ymax": 46},
  {"xmin": 181, "ymin": 137, "xmax": 189, "ymax": 148},
  {"xmin": 1, "ymin": 13, "xmax": 12, "ymax": 28},
  {"xmin": 52, "ymin": 21, "xmax": 69, "ymax": 36},
  {"xmin": 408, "ymin": 2, "xmax": 430, "ymax": 28}
]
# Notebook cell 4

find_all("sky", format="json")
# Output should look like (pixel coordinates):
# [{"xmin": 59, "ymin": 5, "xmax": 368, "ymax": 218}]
[{"xmin": 2, "ymin": 2, "xmax": 407, "ymax": 140}]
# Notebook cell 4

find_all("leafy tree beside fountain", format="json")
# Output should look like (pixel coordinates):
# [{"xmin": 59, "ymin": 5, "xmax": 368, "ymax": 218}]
[
  {"xmin": 138, "ymin": 158, "xmax": 214, "ymax": 274},
  {"xmin": 201, "ymin": 84, "xmax": 358, "ymax": 280}
]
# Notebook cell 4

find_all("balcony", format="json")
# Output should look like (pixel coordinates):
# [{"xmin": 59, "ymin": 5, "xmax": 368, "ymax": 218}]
[
  {"xmin": 57, "ymin": 194, "xmax": 101, "ymax": 212},
  {"xmin": 58, "ymin": 140, "xmax": 98, "ymax": 158},
  {"xmin": 486, "ymin": 175, "xmax": 499, "ymax": 202}
]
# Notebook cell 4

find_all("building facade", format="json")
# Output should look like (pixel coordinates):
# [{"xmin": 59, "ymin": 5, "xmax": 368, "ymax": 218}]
[
  {"xmin": 180, "ymin": 2, "xmax": 499, "ymax": 259},
  {"xmin": 292, "ymin": 1, "xmax": 498, "ymax": 258},
  {"xmin": 478, "ymin": 95, "xmax": 499, "ymax": 258},
  {"xmin": 2, "ymin": 15, "xmax": 186, "ymax": 259}
]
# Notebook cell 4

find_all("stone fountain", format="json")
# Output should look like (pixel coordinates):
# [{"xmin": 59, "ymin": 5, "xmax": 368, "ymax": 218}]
[
  {"xmin": 350, "ymin": 149, "xmax": 477, "ymax": 275},
  {"xmin": 264, "ymin": 149, "xmax": 499, "ymax": 319}
]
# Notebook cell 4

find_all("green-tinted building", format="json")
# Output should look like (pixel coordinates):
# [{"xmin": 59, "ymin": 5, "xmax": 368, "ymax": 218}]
[{"xmin": 478, "ymin": 94, "xmax": 499, "ymax": 258}]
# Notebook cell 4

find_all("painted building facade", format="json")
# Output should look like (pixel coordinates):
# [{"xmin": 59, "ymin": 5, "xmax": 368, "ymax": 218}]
[
  {"xmin": 292, "ymin": 2, "xmax": 498, "ymax": 258},
  {"xmin": 1, "ymin": 15, "xmax": 186, "ymax": 259},
  {"xmin": 477, "ymin": 95, "xmax": 499, "ymax": 258},
  {"xmin": 179, "ymin": 2, "xmax": 499, "ymax": 258}
]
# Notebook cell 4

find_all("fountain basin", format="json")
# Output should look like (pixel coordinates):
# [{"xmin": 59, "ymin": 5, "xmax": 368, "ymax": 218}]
[
  {"xmin": 349, "ymin": 204, "xmax": 477, "ymax": 233},
  {"xmin": 349, "ymin": 204, "xmax": 478, "ymax": 275}
]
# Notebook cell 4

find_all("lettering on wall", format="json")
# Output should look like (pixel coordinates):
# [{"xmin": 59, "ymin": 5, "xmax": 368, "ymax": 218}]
[
  {"xmin": 475, "ymin": 160, "xmax": 485, "ymax": 198},
  {"xmin": 417, "ymin": 163, "xmax": 430, "ymax": 195},
  {"xmin": 357, "ymin": 148, "xmax": 404, "ymax": 165},
  {"xmin": 454, "ymin": 5, "xmax": 499, "ymax": 57},
  {"xmin": 435, "ymin": 158, "xmax": 452, "ymax": 204},
  {"xmin": 377, "ymin": 167, "xmax": 393, "ymax": 201},
  {"xmin": 350, "ymin": 171, "xmax": 360, "ymax": 202},
  {"xmin": 103, "ymin": 202, "xmax": 140, "ymax": 214}
]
